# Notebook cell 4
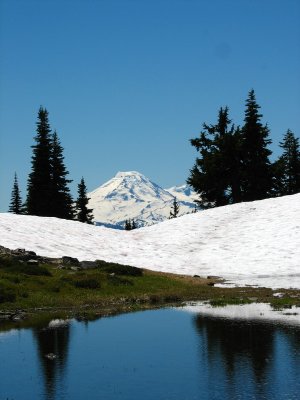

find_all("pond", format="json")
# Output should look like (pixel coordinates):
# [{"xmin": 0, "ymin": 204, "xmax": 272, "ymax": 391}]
[{"xmin": 0, "ymin": 304, "xmax": 300, "ymax": 400}]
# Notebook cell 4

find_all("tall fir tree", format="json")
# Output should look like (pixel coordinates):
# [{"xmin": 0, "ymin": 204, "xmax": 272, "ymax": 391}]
[
  {"xmin": 9, "ymin": 173, "xmax": 23, "ymax": 214},
  {"xmin": 169, "ymin": 197, "xmax": 180, "ymax": 218},
  {"xmin": 50, "ymin": 131, "xmax": 74, "ymax": 219},
  {"xmin": 75, "ymin": 177, "xmax": 94, "ymax": 224},
  {"xmin": 26, "ymin": 107, "xmax": 53, "ymax": 216},
  {"xmin": 187, "ymin": 107, "xmax": 242, "ymax": 208},
  {"xmin": 240, "ymin": 90, "xmax": 272, "ymax": 201},
  {"xmin": 272, "ymin": 130, "xmax": 300, "ymax": 196}
]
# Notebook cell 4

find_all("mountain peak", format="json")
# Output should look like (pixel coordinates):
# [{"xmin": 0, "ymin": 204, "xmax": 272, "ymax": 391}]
[
  {"xmin": 88, "ymin": 171, "xmax": 198, "ymax": 228},
  {"xmin": 115, "ymin": 171, "xmax": 144, "ymax": 179}
]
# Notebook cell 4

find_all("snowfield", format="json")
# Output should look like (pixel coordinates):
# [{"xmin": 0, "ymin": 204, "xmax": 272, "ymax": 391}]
[{"xmin": 0, "ymin": 194, "xmax": 299, "ymax": 289}]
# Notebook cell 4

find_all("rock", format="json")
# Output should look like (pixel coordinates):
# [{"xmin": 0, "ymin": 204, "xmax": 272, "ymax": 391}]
[
  {"xmin": 80, "ymin": 260, "xmax": 98, "ymax": 269},
  {"xmin": 0, "ymin": 311, "xmax": 13, "ymax": 320},
  {"xmin": 70, "ymin": 266, "xmax": 81, "ymax": 271},
  {"xmin": 27, "ymin": 251, "xmax": 37, "ymax": 257},
  {"xmin": 12, "ymin": 315, "xmax": 22, "ymax": 321},
  {"xmin": 44, "ymin": 257, "xmax": 63, "ymax": 265},
  {"xmin": 0, "ymin": 245, "xmax": 10, "ymax": 254},
  {"xmin": 9, "ymin": 248, "xmax": 40, "ymax": 262},
  {"xmin": 48, "ymin": 319, "xmax": 70, "ymax": 328},
  {"xmin": 193, "ymin": 275, "xmax": 200, "ymax": 278},
  {"xmin": 45, "ymin": 353, "xmax": 57, "ymax": 360},
  {"xmin": 207, "ymin": 275, "xmax": 222, "ymax": 280},
  {"xmin": 62, "ymin": 256, "xmax": 79, "ymax": 265},
  {"xmin": 15, "ymin": 248, "xmax": 26, "ymax": 254},
  {"xmin": 27, "ymin": 259, "xmax": 39, "ymax": 265}
]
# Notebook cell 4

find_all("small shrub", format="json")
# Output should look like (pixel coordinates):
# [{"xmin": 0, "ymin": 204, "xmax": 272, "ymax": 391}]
[
  {"xmin": 5, "ymin": 275, "xmax": 21, "ymax": 284},
  {"xmin": 0, "ymin": 255, "xmax": 12, "ymax": 268},
  {"xmin": 74, "ymin": 278, "xmax": 101, "ymax": 289},
  {"xmin": 96, "ymin": 260, "xmax": 143, "ymax": 277},
  {"xmin": 0, "ymin": 256, "xmax": 52, "ymax": 276},
  {"xmin": 107, "ymin": 275, "xmax": 133, "ymax": 286},
  {"xmin": 49, "ymin": 286, "xmax": 61, "ymax": 293},
  {"xmin": 14, "ymin": 263, "xmax": 51, "ymax": 276},
  {"xmin": 164, "ymin": 295, "xmax": 181, "ymax": 303},
  {"xmin": 149, "ymin": 294, "xmax": 161, "ymax": 304},
  {"xmin": 0, "ymin": 283, "xmax": 16, "ymax": 303}
]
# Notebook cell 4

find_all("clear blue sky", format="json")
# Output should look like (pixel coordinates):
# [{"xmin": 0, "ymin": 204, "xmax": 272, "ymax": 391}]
[{"xmin": 0, "ymin": 0, "xmax": 299, "ymax": 212}]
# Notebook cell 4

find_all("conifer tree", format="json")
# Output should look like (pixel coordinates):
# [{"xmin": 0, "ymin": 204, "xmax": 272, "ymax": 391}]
[
  {"xmin": 9, "ymin": 173, "xmax": 23, "ymax": 214},
  {"xmin": 124, "ymin": 219, "xmax": 137, "ymax": 230},
  {"xmin": 75, "ymin": 178, "xmax": 94, "ymax": 224},
  {"xmin": 273, "ymin": 130, "xmax": 300, "ymax": 196},
  {"xmin": 169, "ymin": 197, "xmax": 180, "ymax": 218},
  {"xmin": 124, "ymin": 219, "xmax": 132, "ymax": 230},
  {"xmin": 240, "ymin": 90, "xmax": 272, "ymax": 201},
  {"xmin": 192, "ymin": 205, "xmax": 198, "ymax": 213},
  {"xmin": 187, "ymin": 107, "xmax": 242, "ymax": 208},
  {"xmin": 51, "ymin": 131, "xmax": 74, "ymax": 219},
  {"xmin": 26, "ymin": 107, "xmax": 53, "ymax": 216}
]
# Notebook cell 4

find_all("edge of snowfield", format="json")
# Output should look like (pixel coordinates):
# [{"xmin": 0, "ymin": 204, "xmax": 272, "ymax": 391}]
[{"xmin": 0, "ymin": 193, "xmax": 299, "ymax": 290}]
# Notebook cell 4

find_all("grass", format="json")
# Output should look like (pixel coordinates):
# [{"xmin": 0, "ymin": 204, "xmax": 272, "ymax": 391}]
[{"xmin": 0, "ymin": 254, "xmax": 300, "ymax": 317}]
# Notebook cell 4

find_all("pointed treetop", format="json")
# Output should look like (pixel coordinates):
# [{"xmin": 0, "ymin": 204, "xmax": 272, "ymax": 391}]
[
  {"xmin": 244, "ymin": 89, "xmax": 263, "ymax": 123},
  {"xmin": 75, "ymin": 177, "xmax": 94, "ymax": 224},
  {"xmin": 9, "ymin": 172, "xmax": 23, "ymax": 214}
]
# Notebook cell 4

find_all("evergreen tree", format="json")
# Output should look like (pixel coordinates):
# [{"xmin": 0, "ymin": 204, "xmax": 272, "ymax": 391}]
[
  {"xmin": 192, "ymin": 205, "xmax": 198, "ymax": 213},
  {"xmin": 169, "ymin": 197, "xmax": 180, "ymax": 218},
  {"xmin": 9, "ymin": 173, "xmax": 23, "ymax": 214},
  {"xmin": 26, "ymin": 107, "xmax": 53, "ymax": 216},
  {"xmin": 240, "ymin": 90, "xmax": 272, "ymax": 201},
  {"xmin": 50, "ymin": 131, "xmax": 74, "ymax": 219},
  {"xmin": 124, "ymin": 219, "xmax": 137, "ymax": 230},
  {"xmin": 273, "ymin": 130, "xmax": 300, "ymax": 196},
  {"xmin": 75, "ymin": 178, "xmax": 94, "ymax": 224},
  {"xmin": 187, "ymin": 107, "xmax": 242, "ymax": 208},
  {"xmin": 124, "ymin": 219, "xmax": 132, "ymax": 230}
]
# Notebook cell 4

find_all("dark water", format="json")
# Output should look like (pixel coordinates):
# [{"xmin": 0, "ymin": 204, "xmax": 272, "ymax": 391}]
[{"xmin": 0, "ymin": 307, "xmax": 300, "ymax": 400}]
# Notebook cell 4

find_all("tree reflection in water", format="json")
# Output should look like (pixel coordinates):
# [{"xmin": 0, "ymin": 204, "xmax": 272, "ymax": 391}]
[
  {"xmin": 33, "ymin": 322, "xmax": 71, "ymax": 400},
  {"xmin": 194, "ymin": 314, "xmax": 300, "ymax": 399}
]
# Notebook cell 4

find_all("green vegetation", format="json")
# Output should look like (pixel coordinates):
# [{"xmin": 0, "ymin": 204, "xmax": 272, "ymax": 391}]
[
  {"xmin": 96, "ymin": 260, "xmax": 143, "ymax": 276},
  {"xmin": 0, "ymin": 255, "xmax": 299, "ymax": 317},
  {"xmin": 73, "ymin": 278, "xmax": 101, "ymax": 289}
]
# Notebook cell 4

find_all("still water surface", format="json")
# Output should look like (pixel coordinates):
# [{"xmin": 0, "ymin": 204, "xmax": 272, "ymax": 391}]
[{"xmin": 0, "ymin": 305, "xmax": 300, "ymax": 400}]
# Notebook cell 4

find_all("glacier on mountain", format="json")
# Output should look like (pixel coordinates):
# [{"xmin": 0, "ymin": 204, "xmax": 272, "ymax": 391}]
[{"xmin": 88, "ymin": 171, "xmax": 198, "ymax": 228}]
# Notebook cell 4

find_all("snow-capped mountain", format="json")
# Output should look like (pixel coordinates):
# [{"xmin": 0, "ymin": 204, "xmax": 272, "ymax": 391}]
[
  {"xmin": 88, "ymin": 171, "xmax": 198, "ymax": 228},
  {"xmin": 165, "ymin": 184, "xmax": 199, "ymax": 204}
]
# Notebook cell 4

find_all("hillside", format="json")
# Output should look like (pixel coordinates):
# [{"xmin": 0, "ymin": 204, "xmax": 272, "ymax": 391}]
[{"xmin": 0, "ymin": 193, "xmax": 299, "ymax": 289}]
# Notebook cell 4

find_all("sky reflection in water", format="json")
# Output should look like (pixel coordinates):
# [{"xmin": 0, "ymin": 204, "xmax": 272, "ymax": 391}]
[{"xmin": 0, "ymin": 305, "xmax": 299, "ymax": 400}]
